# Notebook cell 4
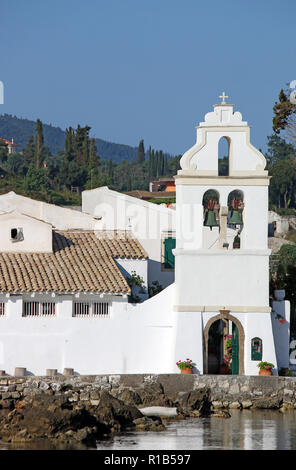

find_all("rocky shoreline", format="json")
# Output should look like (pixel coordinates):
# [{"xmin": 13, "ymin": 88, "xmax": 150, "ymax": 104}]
[{"xmin": 0, "ymin": 374, "xmax": 295, "ymax": 447}]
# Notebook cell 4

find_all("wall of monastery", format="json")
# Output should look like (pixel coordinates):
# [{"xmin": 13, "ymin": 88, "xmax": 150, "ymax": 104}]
[{"xmin": 1, "ymin": 374, "xmax": 296, "ymax": 411}]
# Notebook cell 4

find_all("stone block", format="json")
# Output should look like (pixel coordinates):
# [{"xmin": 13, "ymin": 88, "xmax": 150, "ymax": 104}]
[
  {"xmin": 46, "ymin": 369, "xmax": 58, "ymax": 377},
  {"xmin": 80, "ymin": 392, "xmax": 90, "ymax": 401},
  {"xmin": 241, "ymin": 400, "xmax": 253, "ymax": 409},
  {"xmin": 14, "ymin": 367, "xmax": 26, "ymax": 377},
  {"xmin": 90, "ymin": 400, "xmax": 100, "ymax": 406},
  {"xmin": 211, "ymin": 400, "xmax": 223, "ymax": 409},
  {"xmin": 228, "ymin": 401, "xmax": 241, "ymax": 409},
  {"xmin": 51, "ymin": 383, "xmax": 62, "ymax": 392},
  {"xmin": 39, "ymin": 381, "xmax": 50, "ymax": 391},
  {"xmin": 109, "ymin": 375, "xmax": 121, "ymax": 386},
  {"xmin": 68, "ymin": 393, "xmax": 79, "ymax": 402}
]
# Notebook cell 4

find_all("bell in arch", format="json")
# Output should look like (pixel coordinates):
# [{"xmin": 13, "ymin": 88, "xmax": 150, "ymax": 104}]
[
  {"xmin": 204, "ymin": 198, "xmax": 219, "ymax": 230},
  {"xmin": 228, "ymin": 198, "xmax": 243, "ymax": 226}
]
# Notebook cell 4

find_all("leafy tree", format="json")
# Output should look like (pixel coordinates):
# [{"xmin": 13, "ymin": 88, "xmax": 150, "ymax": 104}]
[
  {"xmin": 269, "ymin": 158, "xmax": 296, "ymax": 208},
  {"xmin": 273, "ymin": 89, "xmax": 295, "ymax": 135},
  {"xmin": 57, "ymin": 160, "xmax": 88, "ymax": 189},
  {"xmin": 23, "ymin": 165, "xmax": 50, "ymax": 191},
  {"xmin": 266, "ymin": 134, "xmax": 295, "ymax": 166},
  {"xmin": 0, "ymin": 140, "xmax": 8, "ymax": 162}
]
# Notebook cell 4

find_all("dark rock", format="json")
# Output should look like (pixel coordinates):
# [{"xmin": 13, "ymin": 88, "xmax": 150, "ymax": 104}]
[
  {"xmin": 137, "ymin": 382, "xmax": 173, "ymax": 407},
  {"xmin": 133, "ymin": 416, "xmax": 166, "ymax": 432},
  {"xmin": 251, "ymin": 397, "xmax": 282, "ymax": 409},
  {"xmin": 91, "ymin": 391, "xmax": 143, "ymax": 432},
  {"xmin": 116, "ymin": 389, "xmax": 143, "ymax": 406},
  {"xmin": 211, "ymin": 410, "xmax": 231, "ymax": 418},
  {"xmin": 176, "ymin": 388, "xmax": 211, "ymax": 416}
]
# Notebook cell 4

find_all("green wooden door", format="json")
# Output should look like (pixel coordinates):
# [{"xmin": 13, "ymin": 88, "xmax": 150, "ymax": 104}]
[
  {"xmin": 232, "ymin": 323, "xmax": 239, "ymax": 375},
  {"xmin": 164, "ymin": 238, "xmax": 176, "ymax": 269}
]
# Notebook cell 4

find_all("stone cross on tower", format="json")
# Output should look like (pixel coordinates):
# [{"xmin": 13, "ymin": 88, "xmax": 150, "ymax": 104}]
[{"xmin": 219, "ymin": 91, "xmax": 228, "ymax": 104}]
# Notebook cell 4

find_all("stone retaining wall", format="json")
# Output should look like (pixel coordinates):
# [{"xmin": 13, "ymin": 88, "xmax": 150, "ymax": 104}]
[{"xmin": 1, "ymin": 374, "xmax": 296, "ymax": 411}]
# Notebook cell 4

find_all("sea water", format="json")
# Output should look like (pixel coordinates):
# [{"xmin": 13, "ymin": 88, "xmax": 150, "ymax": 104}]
[{"xmin": 1, "ymin": 410, "xmax": 296, "ymax": 450}]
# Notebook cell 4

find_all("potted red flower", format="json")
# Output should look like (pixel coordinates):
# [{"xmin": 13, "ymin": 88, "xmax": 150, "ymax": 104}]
[
  {"xmin": 257, "ymin": 361, "xmax": 275, "ymax": 376},
  {"xmin": 176, "ymin": 358, "xmax": 195, "ymax": 374}
]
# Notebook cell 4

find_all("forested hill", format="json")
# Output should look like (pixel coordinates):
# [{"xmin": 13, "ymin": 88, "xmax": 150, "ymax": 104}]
[{"xmin": 0, "ymin": 114, "xmax": 138, "ymax": 163}]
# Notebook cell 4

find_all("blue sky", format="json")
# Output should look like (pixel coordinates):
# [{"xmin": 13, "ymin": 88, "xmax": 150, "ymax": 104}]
[{"xmin": 1, "ymin": 0, "xmax": 295, "ymax": 156}]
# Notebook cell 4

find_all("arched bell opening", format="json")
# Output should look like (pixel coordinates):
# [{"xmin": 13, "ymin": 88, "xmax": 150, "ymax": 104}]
[
  {"xmin": 227, "ymin": 189, "xmax": 244, "ymax": 248},
  {"xmin": 204, "ymin": 312, "xmax": 245, "ymax": 375},
  {"xmin": 203, "ymin": 189, "xmax": 220, "ymax": 231},
  {"xmin": 218, "ymin": 136, "xmax": 230, "ymax": 176}
]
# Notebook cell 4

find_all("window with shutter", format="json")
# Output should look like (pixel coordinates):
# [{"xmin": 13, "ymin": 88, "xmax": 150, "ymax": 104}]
[{"xmin": 164, "ymin": 237, "xmax": 176, "ymax": 269}]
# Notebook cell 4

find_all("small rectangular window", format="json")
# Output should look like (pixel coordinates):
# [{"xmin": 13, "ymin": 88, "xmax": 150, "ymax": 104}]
[
  {"xmin": 73, "ymin": 302, "xmax": 90, "ymax": 317},
  {"xmin": 0, "ymin": 303, "xmax": 6, "ymax": 316},
  {"xmin": 10, "ymin": 227, "xmax": 24, "ymax": 243},
  {"xmin": 22, "ymin": 301, "xmax": 55, "ymax": 317},
  {"xmin": 73, "ymin": 302, "xmax": 109, "ymax": 317},
  {"xmin": 93, "ymin": 302, "xmax": 109, "ymax": 316},
  {"xmin": 23, "ymin": 301, "xmax": 39, "ymax": 317},
  {"xmin": 41, "ymin": 302, "xmax": 55, "ymax": 316}
]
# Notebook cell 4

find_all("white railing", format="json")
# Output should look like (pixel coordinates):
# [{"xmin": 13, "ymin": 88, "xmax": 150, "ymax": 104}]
[
  {"xmin": 73, "ymin": 302, "xmax": 110, "ymax": 318},
  {"xmin": 22, "ymin": 301, "xmax": 56, "ymax": 317}
]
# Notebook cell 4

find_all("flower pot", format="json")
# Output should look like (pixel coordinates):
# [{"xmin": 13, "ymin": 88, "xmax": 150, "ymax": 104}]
[
  {"xmin": 259, "ymin": 369, "xmax": 273, "ymax": 376},
  {"xmin": 274, "ymin": 289, "xmax": 285, "ymax": 301},
  {"xmin": 180, "ymin": 367, "xmax": 193, "ymax": 374},
  {"xmin": 219, "ymin": 364, "xmax": 231, "ymax": 375}
]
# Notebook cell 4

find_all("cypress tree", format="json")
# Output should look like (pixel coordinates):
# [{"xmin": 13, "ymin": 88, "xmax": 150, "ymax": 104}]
[
  {"xmin": 65, "ymin": 127, "xmax": 75, "ymax": 162},
  {"xmin": 136, "ymin": 139, "xmax": 145, "ymax": 164},
  {"xmin": 35, "ymin": 119, "xmax": 44, "ymax": 169},
  {"xmin": 89, "ymin": 138, "xmax": 99, "ymax": 169},
  {"xmin": 23, "ymin": 135, "xmax": 35, "ymax": 167}
]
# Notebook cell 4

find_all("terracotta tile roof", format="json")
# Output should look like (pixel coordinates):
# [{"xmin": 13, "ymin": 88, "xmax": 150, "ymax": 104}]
[{"xmin": 0, "ymin": 230, "xmax": 147, "ymax": 294}]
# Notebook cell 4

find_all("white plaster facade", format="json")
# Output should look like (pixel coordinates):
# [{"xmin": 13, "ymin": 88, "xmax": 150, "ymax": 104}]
[
  {"xmin": 82, "ymin": 186, "xmax": 176, "ymax": 289},
  {"xmin": 0, "ymin": 97, "xmax": 291, "ymax": 377},
  {"xmin": 0, "ymin": 191, "xmax": 98, "ymax": 230}
]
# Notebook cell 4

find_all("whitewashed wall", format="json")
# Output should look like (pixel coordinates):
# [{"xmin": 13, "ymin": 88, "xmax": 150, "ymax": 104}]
[
  {"xmin": 82, "ymin": 187, "xmax": 176, "ymax": 288},
  {"xmin": 0, "ymin": 287, "xmax": 179, "ymax": 376},
  {"xmin": 0, "ymin": 211, "xmax": 53, "ymax": 253},
  {"xmin": 0, "ymin": 192, "xmax": 97, "ymax": 230},
  {"xmin": 272, "ymin": 300, "xmax": 291, "ymax": 369}
]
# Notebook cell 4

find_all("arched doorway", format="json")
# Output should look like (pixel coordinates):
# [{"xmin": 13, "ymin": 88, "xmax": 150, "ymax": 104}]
[{"xmin": 204, "ymin": 310, "xmax": 245, "ymax": 375}]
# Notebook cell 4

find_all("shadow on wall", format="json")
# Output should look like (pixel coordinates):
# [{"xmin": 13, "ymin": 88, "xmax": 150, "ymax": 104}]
[{"xmin": 148, "ymin": 259, "xmax": 175, "ymax": 289}]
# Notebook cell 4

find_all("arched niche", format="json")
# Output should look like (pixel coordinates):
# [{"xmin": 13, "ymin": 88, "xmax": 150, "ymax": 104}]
[
  {"xmin": 218, "ymin": 136, "xmax": 230, "ymax": 176},
  {"xmin": 227, "ymin": 190, "xmax": 244, "ymax": 248},
  {"xmin": 251, "ymin": 337, "xmax": 263, "ymax": 361},
  {"xmin": 202, "ymin": 189, "xmax": 220, "ymax": 230}
]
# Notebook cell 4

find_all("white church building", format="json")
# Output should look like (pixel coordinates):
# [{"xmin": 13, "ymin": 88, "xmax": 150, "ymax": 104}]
[{"xmin": 0, "ymin": 95, "xmax": 291, "ymax": 376}]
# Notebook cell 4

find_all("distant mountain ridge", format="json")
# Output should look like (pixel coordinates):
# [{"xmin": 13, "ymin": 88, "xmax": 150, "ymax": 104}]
[{"xmin": 0, "ymin": 114, "xmax": 138, "ymax": 163}]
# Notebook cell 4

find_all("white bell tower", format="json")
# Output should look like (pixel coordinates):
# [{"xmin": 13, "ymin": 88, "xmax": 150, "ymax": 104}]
[{"xmin": 173, "ymin": 94, "xmax": 278, "ymax": 375}]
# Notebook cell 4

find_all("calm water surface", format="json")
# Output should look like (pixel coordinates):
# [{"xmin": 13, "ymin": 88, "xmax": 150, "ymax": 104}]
[
  {"xmin": 97, "ymin": 410, "xmax": 296, "ymax": 451},
  {"xmin": 1, "ymin": 410, "xmax": 296, "ymax": 450}
]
